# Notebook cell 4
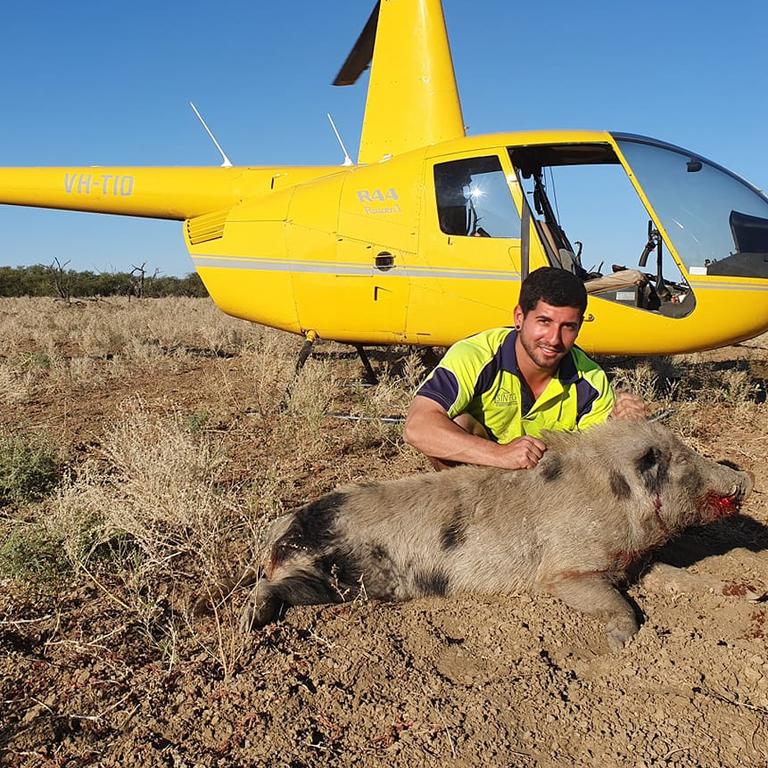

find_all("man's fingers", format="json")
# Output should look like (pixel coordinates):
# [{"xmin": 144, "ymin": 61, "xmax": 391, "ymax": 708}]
[
  {"xmin": 508, "ymin": 437, "xmax": 546, "ymax": 468},
  {"xmin": 525, "ymin": 447, "xmax": 544, "ymax": 467},
  {"xmin": 520, "ymin": 436, "xmax": 547, "ymax": 452},
  {"xmin": 523, "ymin": 439, "xmax": 546, "ymax": 460},
  {"xmin": 617, "ymin": 392, "xmax": 646, "ymax": 409},
  {"xmin": 502, "ymin": 436, "xmax": 548, "ymax": 469}
]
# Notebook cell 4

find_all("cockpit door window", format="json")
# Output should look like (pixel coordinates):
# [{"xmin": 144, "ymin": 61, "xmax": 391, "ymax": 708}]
[{"xmin": 434, "ymin": 156, "xmax": 521, "ymax": 239}]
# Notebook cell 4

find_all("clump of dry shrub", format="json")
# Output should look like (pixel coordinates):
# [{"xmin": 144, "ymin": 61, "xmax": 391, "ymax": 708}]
[
  {"xmin": 40, "ymin": 400, "xmax": 269, "ymax": 674},
  {"xmin": 241, "ymin": 330, "xmax": 301, "ymax": 415},
  {"xmin": 608, "ymin": 354, "xmax": 764, "ymax": 421},
  {"xmin": 715, "ymin": 369, "xmax": 759, "ymax": 412},
  {"xmin": 0, "ymin": 361, "xmax": 38, "ymax": 404},
  {"xmin": 609, "ymin": 360, "xmax": 675, "ymax": 408},
  {"xmin": 49, "ymin": 401, "xmax": 245, "ymax": 579}
]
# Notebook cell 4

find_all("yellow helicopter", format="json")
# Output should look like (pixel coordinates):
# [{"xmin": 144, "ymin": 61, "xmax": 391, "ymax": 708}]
[{"xmin": 0, "ymin": 0, "xmax": 767, "ymax": 368}]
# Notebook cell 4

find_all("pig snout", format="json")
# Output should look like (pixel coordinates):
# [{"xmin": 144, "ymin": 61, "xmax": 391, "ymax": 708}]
[{"xmin": 703, "ymin": 467, "xmax": 754, "ymax": 520}]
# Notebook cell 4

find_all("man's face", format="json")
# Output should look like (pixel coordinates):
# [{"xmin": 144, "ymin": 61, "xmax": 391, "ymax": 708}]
[{"xmin": 514, "ymin": 300, "xmax": 582, "ymax": 372}]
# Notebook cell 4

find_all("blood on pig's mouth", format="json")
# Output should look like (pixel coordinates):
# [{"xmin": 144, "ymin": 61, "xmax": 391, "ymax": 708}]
[{"xmin": 704, "ymin": 490, "xmax": 742, "ymax": 519}]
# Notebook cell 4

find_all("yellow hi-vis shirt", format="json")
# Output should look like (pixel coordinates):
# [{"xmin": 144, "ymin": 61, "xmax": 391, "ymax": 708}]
[{"xmin": 416, "ymin": 327, "xmax": 615, "ymax": 443}]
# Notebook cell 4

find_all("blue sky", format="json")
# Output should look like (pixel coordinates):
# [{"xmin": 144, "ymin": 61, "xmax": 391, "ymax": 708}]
[{"xmin": 0, "ymin": 0, "xmax": 766, "ymax": 276}]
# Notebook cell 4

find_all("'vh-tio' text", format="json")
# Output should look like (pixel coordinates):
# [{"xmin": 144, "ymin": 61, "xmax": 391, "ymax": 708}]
[{"xmin": 64, "ymin": 173, "xmax": 135, "ymax": 196}]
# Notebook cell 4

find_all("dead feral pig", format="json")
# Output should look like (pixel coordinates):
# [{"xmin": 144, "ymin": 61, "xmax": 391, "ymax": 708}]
[{"xmin": 242, "ymin": 421, "xmax": 754, "ymax": 649}]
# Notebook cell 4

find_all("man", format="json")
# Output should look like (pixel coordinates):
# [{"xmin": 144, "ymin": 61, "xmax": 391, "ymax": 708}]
[{"xmin": 404, "ymin": 267, "xmax": 646, "ymax": 470}]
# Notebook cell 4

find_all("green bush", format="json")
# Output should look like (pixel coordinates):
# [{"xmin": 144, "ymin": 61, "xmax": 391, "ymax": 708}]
[
  {"xmin": 185, "ymin": 409, "xmax": 211, "ymax": 434},
  {"xmin": 0, "ymin": 434, "xmax": 60, "ymax": 506},
  {"xmin": 0, "ymin": 264, "xmax": 208, "ymax": 298},
  {"xmin": 0, "ymin": 525, "xmax": 69, "ymax": 584}
]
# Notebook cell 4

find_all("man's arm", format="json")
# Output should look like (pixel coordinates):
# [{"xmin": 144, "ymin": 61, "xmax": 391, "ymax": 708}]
[{"xmin": 403, "ymin": 395, "xmax": 546, "ymax": 470}]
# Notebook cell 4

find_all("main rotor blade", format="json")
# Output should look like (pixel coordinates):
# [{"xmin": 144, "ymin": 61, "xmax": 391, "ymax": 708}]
[{"xmin": 333, "ymin": 2, "xmax": 380, "ymax": 86}]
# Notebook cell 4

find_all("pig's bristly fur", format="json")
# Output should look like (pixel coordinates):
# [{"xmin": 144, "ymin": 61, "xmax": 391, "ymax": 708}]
[{"xmin": 242, "ymin": 421, "xmax": 753, "ymax": 649}]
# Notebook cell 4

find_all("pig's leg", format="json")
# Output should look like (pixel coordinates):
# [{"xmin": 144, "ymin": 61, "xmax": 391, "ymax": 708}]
[{"xmin": 547, "ymin": 573, "xmax": 639, "ymax": 650}]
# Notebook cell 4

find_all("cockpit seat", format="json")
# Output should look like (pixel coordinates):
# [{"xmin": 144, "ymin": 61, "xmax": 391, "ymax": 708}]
[
  {"xmin": 439, "ymin": 205, "xmax": 469, "ymax": 236},
  {"xmin": 584, "ymin": 269, "xmax": 645, "ymax": 295}
]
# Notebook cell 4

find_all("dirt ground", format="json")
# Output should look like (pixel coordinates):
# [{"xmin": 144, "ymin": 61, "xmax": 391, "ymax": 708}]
[{"xmin": 1, "ymin": 298, "xmax": 767, "ymax": 767}]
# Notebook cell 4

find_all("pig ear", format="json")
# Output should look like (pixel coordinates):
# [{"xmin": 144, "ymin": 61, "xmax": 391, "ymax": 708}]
[{"xmin": 635, "ymin": 445, "xmax": 670, "ymax": 495}]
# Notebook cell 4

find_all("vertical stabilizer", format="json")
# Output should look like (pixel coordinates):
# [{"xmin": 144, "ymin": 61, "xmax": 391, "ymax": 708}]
[{"xmin": 335, "ymin": 0, "xmax": 465, "ymax": 164}]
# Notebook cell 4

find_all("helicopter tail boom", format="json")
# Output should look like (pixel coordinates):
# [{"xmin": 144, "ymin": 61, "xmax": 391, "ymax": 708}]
[{"xmin": 0, "ymin": 166, "xmax": 258, "ymax": 220}]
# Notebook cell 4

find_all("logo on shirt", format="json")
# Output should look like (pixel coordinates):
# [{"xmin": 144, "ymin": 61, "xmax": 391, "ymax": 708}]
[{"xmin": 493, "ymin": 388, "xmax": 516, "ymax": 405}]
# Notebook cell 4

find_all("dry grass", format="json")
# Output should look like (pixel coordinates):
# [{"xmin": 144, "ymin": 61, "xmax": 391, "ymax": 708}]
[
  {"xmin": 0, "ymin": 297, "xmax": 431, "ymax": 674},
  {"xmin": 0, "ymin": 297, "xmax": 266, "ymax": 403},
  {"xmin": 38, "ymin": 399, "xmax": 264, "ymax": 676},
  {"xmin": 0, "ymin": 361, "xmax": 37, "ymax": 404},
  {"xmin": 0, "ymin": 296, "xmax": 255, "ymax": 356},
  {"xmin": 50, "ymin": 401, "xmax": 231, "ymax": 570}
]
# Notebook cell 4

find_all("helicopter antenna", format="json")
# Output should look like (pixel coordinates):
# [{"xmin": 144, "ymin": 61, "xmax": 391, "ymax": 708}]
[
  {"xmin": 326, "ymin": 113, "xmax": 353, "ymax": 166},
  {"xmin": 189, "ymin": 102, "xmax": 233, "ymax": 167}
]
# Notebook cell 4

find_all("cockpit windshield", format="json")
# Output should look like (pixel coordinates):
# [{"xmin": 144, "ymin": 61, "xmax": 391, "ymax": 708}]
[{"xmin": 615, "ymin": 135, "xmax": 768, "ymax": 279}]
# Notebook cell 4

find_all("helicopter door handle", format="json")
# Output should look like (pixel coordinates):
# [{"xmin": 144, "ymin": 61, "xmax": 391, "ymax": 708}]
[{"xmin": 374, "ymin": 252, "xmax": 395, "ymax": 271}]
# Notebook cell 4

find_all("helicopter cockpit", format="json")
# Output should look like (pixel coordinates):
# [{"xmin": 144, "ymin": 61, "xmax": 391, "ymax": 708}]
[
  {"xmin": 615, "ymin": 134, "xmax": 768, "ymax": 281},
  {"xmin": 509, "ymin": 135, "xmax": 768, "ymax": 318}
]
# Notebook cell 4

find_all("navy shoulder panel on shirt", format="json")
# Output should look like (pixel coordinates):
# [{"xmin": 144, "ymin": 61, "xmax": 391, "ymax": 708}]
[
  {"xmin": 473, "ymin": 330, "xmax": 520, "ymax": 400},
  {"xmin": 575, "ymin": 378, "xmax": 601, "ymax": 420},
  {"xmin": 416, "ymin": 367, "xmax": 460, "ymax": 411}
]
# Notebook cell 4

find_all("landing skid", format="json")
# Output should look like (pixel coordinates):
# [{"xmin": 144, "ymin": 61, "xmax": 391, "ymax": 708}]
[
  {"xmin": 279, "ymin": 334, "xmax": 379, "ymax": 411},
  {"xmin": 353, "ymin": 344, "xmax": 379, "ymax": 386}
]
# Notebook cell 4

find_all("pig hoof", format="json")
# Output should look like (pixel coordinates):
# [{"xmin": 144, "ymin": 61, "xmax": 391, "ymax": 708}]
[{"xmin": 605, "ymin": 620, "xmax": 639, "ymax": 650}]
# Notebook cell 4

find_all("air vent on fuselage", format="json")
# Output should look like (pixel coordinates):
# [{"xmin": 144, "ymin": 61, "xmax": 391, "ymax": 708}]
[{"xmin": 185, "ymin": 209, "xmax": 228, "ymax": 245}]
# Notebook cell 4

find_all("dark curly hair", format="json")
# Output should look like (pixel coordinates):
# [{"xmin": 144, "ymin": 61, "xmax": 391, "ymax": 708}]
[{"xmin": 518, "ymin": 267, "xmax": 587, "ymax": 316}]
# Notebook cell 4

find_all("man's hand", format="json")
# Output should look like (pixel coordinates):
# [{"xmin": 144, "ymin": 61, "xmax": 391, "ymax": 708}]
[
  {"xmin": 611, "ymin": 391, "xmax": 648, "ymax": 421},
  {"xmin": 498, "ymin": 435, "xmax": 547, "ymax": 469}
]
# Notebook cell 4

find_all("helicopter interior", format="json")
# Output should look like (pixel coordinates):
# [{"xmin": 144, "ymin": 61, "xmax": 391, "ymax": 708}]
[
  {"xmin": 508, "ymin": 143, "xmax": 694, "ymax": 318},
  {"xmin": 710, "ymin": 210, "xmax": 768, "ymax": 277}
]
